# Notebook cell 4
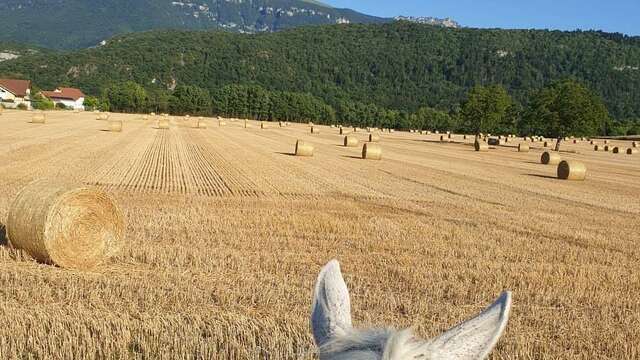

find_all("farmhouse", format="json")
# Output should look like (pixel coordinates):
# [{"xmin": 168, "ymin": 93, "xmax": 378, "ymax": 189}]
[
  {"xmin": 41, "ymin": 87, "xmax": 85, "ymax": 110},
  {"xmin": 0, "ymin": 78, "xmax": 31, "ymax": 109}
]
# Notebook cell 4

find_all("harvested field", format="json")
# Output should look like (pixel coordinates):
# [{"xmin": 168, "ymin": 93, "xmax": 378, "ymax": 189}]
[{"xmin": 0, "ymin": 110, "xmax": 638, "ymax": 359}]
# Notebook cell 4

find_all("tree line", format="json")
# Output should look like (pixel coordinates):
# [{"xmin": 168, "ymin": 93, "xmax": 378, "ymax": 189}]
[
  {"xmin": 94, "ymin": 78, "xmax": 633, "ymax": 138},
  {"xmin": 1, "ymin": 22, "xmax": 639, "ymax": 134}
]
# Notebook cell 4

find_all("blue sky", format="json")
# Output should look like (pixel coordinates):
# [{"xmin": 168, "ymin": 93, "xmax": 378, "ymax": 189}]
[{"xmin": 323, "ymin": 0, "xmax": 640, "ymax": 36}]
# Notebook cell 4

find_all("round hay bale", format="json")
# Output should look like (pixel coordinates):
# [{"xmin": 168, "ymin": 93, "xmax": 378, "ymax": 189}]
[
  {"xmin": 362, "ymin": 143, "xmax": 382, "ymax": 160},
  {"xmin": 541, "ymin": 151, "xmax": 561, "ymax": 165},
  {"xmin": 339, "ymin": 127, "xmax": 345, "ymax": 135},
  {"xmin": 108, "ymin": 120, "xmax": 123, "ymax": 132},
  {"xmin": 573, "ymin": 139, "xmax": 578, "ymax": 144},
  {"xmin": 197, "ymin": 118, "xmax": 207, "ymax": 129},
  {"xmin": 369, "ymin": 133, "xmax": 380, "ymax": 143},
  {"xmin": 612, "ymin": 147, "xmax": 620, "ymax": 154},
  {"xmin": 261, "ymin": 122, "xmax": 268, "ymax": 129},
  {"xmin": 31, "ymin": 114, "xmax": 46, "ymax": 124},
  {"xmin": 488, "ymin": 138, "xmax": 500, "ymax": 146},
  {"xmin": 604, "ymin": 140, "xmax": 609, "ymax": 144},
  {"xmin": 150, "ymin": 112, "xmax": 156, "ymax": 116},
  {"xmin": 295, "ymin": 141, "xmax": 313, "ymax": 157},
  {"xmin": 518, "ymin": 143, "xmax": 530, "ymax": 152},
  {"xmin": 7, "ymin": 180, "xmax": 124, "ymax": 269},
  {"xmin": 447, "ymin": 133, "xmax": 453, "ymax": 139},
  {"xmin": 543, "ymin": 141, "xmax": 549, "ymax": 147},
  {"xmin": 463, "ymin": 135, "xmax": 467, "ymax": 140},
  {"xmin": 219, "ymin": 120, "xmax": 227, "ymax": 127},
  {"xmin": 632, "ymin": 141, "xmax": 637, "ymax": 148},
  {"xmin": 353, "ymin": 127, "xmax": 358, "ymax": 133},
  {"xmin": 590, "ymin": 140, "xmax": 597, "ymax": 145},
  {"xmin": 435, "ymin": 130, "xmax": 440, "ymax": 134},
  {"xmin": 311, "ymin": 126, "xmax": 320, "ymax": 134},
  {"xmin": 474, "ymin": 141, "xmax": 489, "ymax": 152},
  {"xmin": 389, "ymin": 129, "xmax": 395, "ymax": 133},
  {"xmin": 557, "ymin": 161, "xmax": 587, "ymax": 181},
  {"xmin": 627, "ymin": 148, "xmax": 638, "ymax": 155},
  {"xmin": 158, "ymin": 118, "xmax": 170, "ymax": 129},
  {"xmin": 243, "ymin": 120, "xmax": 250, "ymax": 128},
  {"xmin": 594, "ymin": 145, "xmax": 599, "ymax": 151},
  {"xmin": 603, "ymin": 145, "xmax": 610, "ymax": 152},
  {"xmin": 440, "ymin": 135, "xmax": 449, "ymax": 143},
  {"xmin": 344, "ymin": 136, "xmax": 358, "ymax": 147}
]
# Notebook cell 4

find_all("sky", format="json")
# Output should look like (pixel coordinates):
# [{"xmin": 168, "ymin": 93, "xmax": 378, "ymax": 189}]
[{"xmin": 323, "ymin": 0, "xmax": 640, "ymax": 36}]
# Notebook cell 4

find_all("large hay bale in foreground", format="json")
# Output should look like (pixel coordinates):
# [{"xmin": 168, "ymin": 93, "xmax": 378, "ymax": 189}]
[
  {"xmin": 7, "ymin": 181, "xmax": 124, "ymax": 269},
  {"xmin": 108, "ymin": 120, "xmax": 123, "ymax": 132},
  {"xmin": 541, "ymin": 151, "xmax": 561, "ymax": 165},
  {"xmin": 294, "ymin": 141, "xmax": 313, "ymax": 157},
  {"xmin": 31, "ymin": 114, "xmax": 46, "ymax": 124},
  {"xmin": 474, "ymin": 141, "xmax": 489, "ymax": 152},
  {"xmin": 362, "ymin": 143, "xmax": 382, "ymax": 160},
  {"xmin": 627, "ymin": 148, "xmax": 638, "ymax": 155},
  {"xmin": 518, "ymin": 143, "xmax": 530, "ymax": 152},
  {"xmin": 369, "ymin": 133, "xmax": 380, "ymax": 143},
  {"xmin": 344, "ymin": 136, "xmax": 358, "ymax": 147},
  {"xmin": 557, "ymin": 161, "xmax": 586, "ymax": 181}
]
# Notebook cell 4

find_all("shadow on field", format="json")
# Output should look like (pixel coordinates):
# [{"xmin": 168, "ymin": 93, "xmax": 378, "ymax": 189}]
[
  {"xmin": 341, "ymin": 155, "xmax": 363, "ymax": 160},
  {"xmin": 525, "ymin": 173, "xmax": 557, "ymax": 180},
  {"xmin": 0, "ymin": 224, "xmax": 7, "ymax": 247},
  {"xmin": 276, "ymin": 152, "xmax": 297, "ymax": 157}
]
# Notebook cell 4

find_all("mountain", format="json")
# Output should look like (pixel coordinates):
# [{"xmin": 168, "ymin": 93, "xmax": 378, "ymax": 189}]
[
  {"xmin": 0, "ymin": 0, "xmax": 388, "ymax": 50},
  {"xmin": 394, "ymin": 16, "xmax": 460, "ymax": 28},
  {"xmin": 1, "ymin": 22, "xmax": 639, "ymax": 121}
]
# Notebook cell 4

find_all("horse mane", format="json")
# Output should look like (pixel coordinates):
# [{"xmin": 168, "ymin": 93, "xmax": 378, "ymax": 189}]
[{"xmin": 319, "ymin": 328, "xmax": 432, "ymax": 360}]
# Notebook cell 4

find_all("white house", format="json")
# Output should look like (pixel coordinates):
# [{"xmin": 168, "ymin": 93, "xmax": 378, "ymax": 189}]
[
  {"xmin": 0, "ymin": 78, "xmax": 31, "ymax": 109},
  {"xmin": 41, "ymin": 87, "xmax": 85, "ymax": 110}
]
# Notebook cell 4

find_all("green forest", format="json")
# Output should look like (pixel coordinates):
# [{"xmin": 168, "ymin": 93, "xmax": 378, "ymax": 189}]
[{"xmin": 1, "ymin": 22, "xmax": 639, "ymax": 135}]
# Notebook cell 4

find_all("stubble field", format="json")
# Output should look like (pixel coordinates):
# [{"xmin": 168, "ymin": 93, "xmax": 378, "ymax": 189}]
[{"xmin": 0, "ymin": 110, "xmax": 638, "ymax": 359}]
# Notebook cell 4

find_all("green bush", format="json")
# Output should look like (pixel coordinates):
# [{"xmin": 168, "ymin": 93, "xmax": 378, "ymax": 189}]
[
  {"xmin": 55, "ymin": 102, "xmax": 67, "ymax": 110},
  {"xmin": 17, "ymin": 103, "xmax": 28, "ymax": 110}
]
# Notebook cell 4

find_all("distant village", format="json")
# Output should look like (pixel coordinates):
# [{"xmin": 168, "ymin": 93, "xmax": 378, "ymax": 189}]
[{"xmin": 0, "ymin": 78, "xmax": 85, "ymax": 110}]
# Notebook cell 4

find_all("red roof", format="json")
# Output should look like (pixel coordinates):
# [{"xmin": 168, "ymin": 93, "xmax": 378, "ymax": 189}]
[
  {"xmin": 0, "ymin": 79, "xmax": 31, "ymax": 97},
  {"xmin": 41, "ymin": 87, "xmax": 85, "ymax": 101}
]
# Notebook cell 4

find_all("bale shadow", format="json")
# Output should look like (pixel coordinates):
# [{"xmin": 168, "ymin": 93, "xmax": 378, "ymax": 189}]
[
  {"xmin": 525, "ymin": 173, "xmax": 557, "ymax": 180},
  {"xmin": 0, "ymin": 224, "xmax": 7, "ymax": 247},
  {"xmin": 276, "ymin": 152, "xmax": 297, "ymax": 157},
  {"xmin": 341, "ymin": 155, "xmax": 363, "ymax": 160}
]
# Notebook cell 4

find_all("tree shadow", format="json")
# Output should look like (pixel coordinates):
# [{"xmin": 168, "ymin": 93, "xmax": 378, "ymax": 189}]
[
  {"xmin": 0, "ymin": 224, "xmax": 7, "ymax": 247},
  {"xmin": 525, "ymin": 173, "xmax": 557, "ymax": 180}
]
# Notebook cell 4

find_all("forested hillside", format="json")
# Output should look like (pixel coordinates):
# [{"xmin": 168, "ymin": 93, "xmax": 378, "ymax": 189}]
[
  {"xmin": 1, "ymin": 22, "xmax": 639, "ymax": 128},
  {"xmin": 0, "ymin": 0, "xmax": 385, "ymax": 49}
]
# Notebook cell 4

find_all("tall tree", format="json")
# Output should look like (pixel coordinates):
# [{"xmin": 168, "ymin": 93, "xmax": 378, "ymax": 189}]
[
  {"xmin": 522, "ymin": 79, "xmax": 610, "ymax": 149},
  {"xmin": 461, "ymin": 85, "xmax": 514, "ymax": 135}
]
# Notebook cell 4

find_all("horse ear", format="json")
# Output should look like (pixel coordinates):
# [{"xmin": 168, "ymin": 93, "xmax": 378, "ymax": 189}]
[
  {"xmin": 310, "ymin": 260, "xmax": 353, "ymax": 347},
  {"xmin": 424, "ymin": 291, "xmax": 512, "ymax": 359}
]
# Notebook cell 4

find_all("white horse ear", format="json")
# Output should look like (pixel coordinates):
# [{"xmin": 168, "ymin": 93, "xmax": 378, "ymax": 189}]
[
  {"xmin": 311, "ymin": 260, "xmax": 353, "ymax": 347},
  {"xmin": 424, "ymin": 291, "xmax": 512, "ymax": 360}
]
